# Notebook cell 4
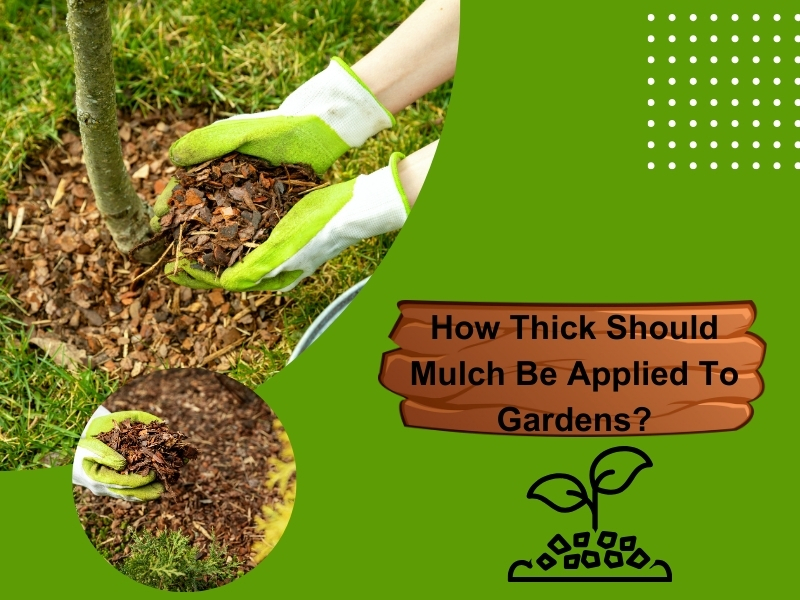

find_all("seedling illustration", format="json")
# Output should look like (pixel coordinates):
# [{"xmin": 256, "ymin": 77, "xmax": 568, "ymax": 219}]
[
  {"xmin": 509, "ymin": 446, "xmax": 672, "ymax": 583},
  {"xmin": 528, "ymin": 445, "xmax": 652, "ymax": 532}
]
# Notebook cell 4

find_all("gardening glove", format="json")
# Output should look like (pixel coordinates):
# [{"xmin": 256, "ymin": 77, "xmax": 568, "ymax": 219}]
[
  {"xmin": 72, "ymin": 407, "xmax": 166, "ymax": 502},
  {"xmin": 150, "ymin": 177, "xmax": 178, "ymax": 233},
  {"xmin": 150, "ymin": 178, "xmax": 179, "ymax": 233},
  {"xmin": 164, "ymin": 152, "xmax": 410, "ymax": 292},
  {"xmin": 168, "ymin": 58, "xmax": 395, "ymax": 174}
]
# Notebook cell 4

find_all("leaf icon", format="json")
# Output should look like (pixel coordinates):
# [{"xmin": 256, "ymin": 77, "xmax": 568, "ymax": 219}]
[
  {"xmin": 527, "ymin": 473, "xmax": 589, "ymax": 513},
  {"xmin": 589, "ymin": 446, "xmax": 653, "ymax": 496}
]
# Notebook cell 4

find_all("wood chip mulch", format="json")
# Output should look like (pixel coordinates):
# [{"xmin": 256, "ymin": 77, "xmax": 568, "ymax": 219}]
[
  {"xmin": 0, "ymin": 108, "xmax": 291, "ymax": 377},
  {"xmin": 95, "ymin": 419, "xmax": 198, "ymax": 490},
  {"xmin": 74, "ymin": 368, "xmax": 285, "ymax": 570},
  {"xmin": 147, "ymin": 152, "xmax": 321, "ymax": 274}
]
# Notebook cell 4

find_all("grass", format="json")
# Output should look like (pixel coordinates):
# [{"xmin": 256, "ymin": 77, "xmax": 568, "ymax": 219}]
[
  {"xmin": 0, "ymin": 0, "xmax": 449, "ymax": 467},
  {"xmin": 0, "ymin": 285, "xmax": 116, "ymax": 469},
  {"xmin": 0, "ymin": 0, "xmax": 449, "ymax": 199}
]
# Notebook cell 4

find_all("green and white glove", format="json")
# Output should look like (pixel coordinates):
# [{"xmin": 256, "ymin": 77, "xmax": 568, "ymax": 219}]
[
  {"xmin": 72, "ymin": 407, "xmax": 165, "ymax": 502},
  {"xmin": 165, "ymin": 152, "xmax": 410, "ymax": 292},
  {"xmin": 168, "ymin": 58, "xmax": 395, "ymax": 174}
]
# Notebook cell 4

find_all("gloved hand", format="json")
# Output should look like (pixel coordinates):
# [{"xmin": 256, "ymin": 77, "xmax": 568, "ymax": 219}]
[
  {"xmin": 150, "ymin": 58, "xmax": 394, "ymax": 235},
  {"xmin": 72, "ymin": 407, "xmax": 166, "ymax": 502},
  {"xmin": 168, "ymin": 58, "xmax": 395, "ymax": 174},
  {"xmin": 164, "ymin": 152, "xmax": 410, "ymax": 292}
]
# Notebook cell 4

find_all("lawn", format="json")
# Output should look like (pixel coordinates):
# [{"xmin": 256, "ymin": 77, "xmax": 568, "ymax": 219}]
[
  {"xmin": 0, "ymin": 286, "xmax": 117, "ymax": 468},
  {"xmin": 0, "ymin": 0, "xmax": 450, "ymax": 468}
]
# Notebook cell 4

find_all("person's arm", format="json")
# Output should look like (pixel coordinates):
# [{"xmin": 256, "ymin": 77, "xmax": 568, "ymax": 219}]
[
  {"xmin": 398, "ymin": 140, "xmax": 438, "ymax": 207},
  {"xmin": 164, "ymin": 2, "xmax": 454, "ymax": 292},
  {"xmin": 352, "ymin": 0, "xmax": 459, "ymax": 114}
]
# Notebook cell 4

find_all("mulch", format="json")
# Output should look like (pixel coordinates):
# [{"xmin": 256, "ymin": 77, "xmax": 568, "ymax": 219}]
[
  {"xmin": 149, "ymin": 152, "xmax": 321, "ymax": 274},
  {"xmin": 0, "ymin": 108, "xmax": 292, "ymax": 377},
  {"xmin": 73, "ymin": 368, "xmax": 291, "ymax": 569},
  {"xmin": 95, "ymin": 419, "xmax": 198, "ymax": 490}
]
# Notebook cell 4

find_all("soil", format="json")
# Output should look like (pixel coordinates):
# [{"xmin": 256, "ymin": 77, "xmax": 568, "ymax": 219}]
[
  {"xmin": 74, "ymin": 368, "xmax": 292, "ymax": 570},
  {"xmin": 0, "ymin": 108, "xmax": 292, "ymax": 376},
  {"xmin": 147, "ymin": 152, "xmax": 321, "ymax": 275},
  {"xmin": 95, "ymin": 419, "xmax": 198, "ymax": 490}
]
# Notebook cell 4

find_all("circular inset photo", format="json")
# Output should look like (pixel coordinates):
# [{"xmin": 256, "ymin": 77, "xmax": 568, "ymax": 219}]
[{"xmin": 72, "ymin": 368, "xmax": 295, "ymax": 591}]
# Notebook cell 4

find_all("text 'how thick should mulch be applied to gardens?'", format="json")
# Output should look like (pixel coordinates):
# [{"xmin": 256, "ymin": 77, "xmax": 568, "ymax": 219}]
[{"xmin": 380, "ymin": 302, "xmax": 765, "ymax": 435}]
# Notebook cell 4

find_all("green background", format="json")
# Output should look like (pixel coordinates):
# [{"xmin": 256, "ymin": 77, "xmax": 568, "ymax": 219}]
[{"xmin": 1, "ymin": 1, "xmax": 797, "ymax": 596}]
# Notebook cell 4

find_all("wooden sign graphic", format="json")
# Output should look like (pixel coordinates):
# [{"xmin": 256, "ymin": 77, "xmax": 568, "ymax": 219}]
[{"xmin": 379, "ymin": 302, "xmax": 766, "ymax": 435}]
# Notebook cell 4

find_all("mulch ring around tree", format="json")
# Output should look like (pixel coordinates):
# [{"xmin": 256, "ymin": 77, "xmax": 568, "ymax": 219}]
[
  {"xmin": 73, "ymin": 368, "xmax": 292, "ymax": 570},
  {"xmin": 0, "ymin": 108, "xmax": 293, "ymax": 378},
  {"xmin": 144, "ymin": 152, "xmax": 323, "ymax": 275}
]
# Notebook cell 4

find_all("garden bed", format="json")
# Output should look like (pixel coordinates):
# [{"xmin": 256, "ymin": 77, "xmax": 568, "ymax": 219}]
[{"xmin": 0, "ymin": 109, "xmax": 289, "ymax": 377}]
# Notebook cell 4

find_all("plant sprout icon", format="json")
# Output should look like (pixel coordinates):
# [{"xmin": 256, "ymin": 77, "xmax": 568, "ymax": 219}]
[
  {"xmin": 527, "ymin": 446, "xmax": 652, "ymax": 532},
  {"xmin": 509, "ymin": 446, "xmax": 672, "ymax": 582}
]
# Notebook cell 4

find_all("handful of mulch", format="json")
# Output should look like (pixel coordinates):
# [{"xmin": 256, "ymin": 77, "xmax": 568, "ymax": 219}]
[
  {"xmin": 96, "ymin": 419, "xmax": 198, "ymax": 490},
  {"xmin": 140, "ymin": 152, "xmax": 323, "ymax": 275}
]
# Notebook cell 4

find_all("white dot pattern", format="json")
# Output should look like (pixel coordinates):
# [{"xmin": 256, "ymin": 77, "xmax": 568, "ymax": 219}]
[{"xmin": 646, "ymin": 13, "xmax": 794, "ymax": 170}]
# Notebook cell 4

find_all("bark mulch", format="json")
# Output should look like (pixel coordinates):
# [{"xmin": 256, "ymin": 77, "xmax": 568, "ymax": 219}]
[
  {"xmin": 74, "ymin": 368, "xmax": 287, "ymax": 570},
  {"xmin": 146, "ymin": 152, "xmax": 321, "ymax": 275},
  {"xmin": 95, "ymin": 419, "xmax": 198, "ymax": 490},
  {"xmin": 0, "ymin": 108, "xmax": 291, "ymax": 377}
]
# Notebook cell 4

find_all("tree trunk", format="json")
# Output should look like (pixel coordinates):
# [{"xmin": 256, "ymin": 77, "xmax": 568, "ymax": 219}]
[{"xmin": 66, "ymin": 0, "xmax": 157, "ymax": 259}]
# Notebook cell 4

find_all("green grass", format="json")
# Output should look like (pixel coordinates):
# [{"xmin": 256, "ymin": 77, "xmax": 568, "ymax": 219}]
[
  {"xmin": 1, "ymin": 0, "xmax": 449, "ymax": 466},
  {"xmin": 0, "ymin": 285, "xmax": 116, "ymax": 469},
  {"xmin": 0, "ymin": 0, "xmax": 450, "ymax": 199}
]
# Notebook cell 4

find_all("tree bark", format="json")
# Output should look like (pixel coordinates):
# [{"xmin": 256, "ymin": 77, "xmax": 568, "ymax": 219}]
[{"xmin": 66, "ymin": 0, "xmax": 156, "ymax": 258}]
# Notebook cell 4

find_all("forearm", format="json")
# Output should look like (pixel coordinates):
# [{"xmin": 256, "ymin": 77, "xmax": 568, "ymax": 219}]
[
  {"xmin": 398, "ymin": 140, "xmax": 438, "ymax": 207},
  {"xmin": 352, "ymin": 0, "xmax": 459, "ymax": 114}
]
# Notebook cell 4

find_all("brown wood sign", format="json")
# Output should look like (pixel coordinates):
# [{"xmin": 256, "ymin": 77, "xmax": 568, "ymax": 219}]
[{"xmin": 379, "ymin": 302, "xmax": 765, "ymax": 436}]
